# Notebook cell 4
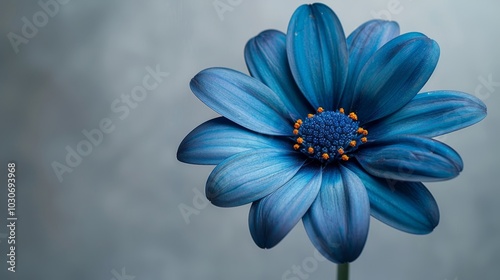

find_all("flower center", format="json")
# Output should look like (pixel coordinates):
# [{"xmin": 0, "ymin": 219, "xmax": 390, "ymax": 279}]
[{"xmin": 292, "ymin": 107, "xmax": 368, "ymax": 163}]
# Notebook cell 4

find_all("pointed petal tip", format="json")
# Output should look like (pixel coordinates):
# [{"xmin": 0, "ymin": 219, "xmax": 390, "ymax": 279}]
[{"xmin": 471, "ymin": 93, "xmax": 488, "ymax": 114}]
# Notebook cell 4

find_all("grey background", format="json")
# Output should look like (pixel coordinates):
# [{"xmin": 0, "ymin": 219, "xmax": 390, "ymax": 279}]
[{"xmin": 0, "ymin": 0, "xmax": 499, "ymax": 279}]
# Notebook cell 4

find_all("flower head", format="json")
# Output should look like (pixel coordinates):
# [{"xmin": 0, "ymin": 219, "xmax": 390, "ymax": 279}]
[{"xmin": 177, "ymin": 3, "xmax": 486, "ymax": 263}]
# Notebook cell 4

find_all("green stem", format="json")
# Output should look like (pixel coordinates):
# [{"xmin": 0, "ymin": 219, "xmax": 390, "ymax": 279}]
[{"xmin": 337, "ymin": 263, "xmax": 349, "ymax": 280}]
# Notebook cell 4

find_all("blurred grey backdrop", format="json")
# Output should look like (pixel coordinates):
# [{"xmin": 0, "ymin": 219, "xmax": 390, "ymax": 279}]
[{"xmin": 0, "ymin": 0, "xmax": 499, "ymax": 279}]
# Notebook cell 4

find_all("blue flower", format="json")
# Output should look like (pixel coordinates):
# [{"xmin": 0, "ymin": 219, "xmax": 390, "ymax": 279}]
[{"xmin": 177, "ymin": 3, "xmax": 486, "ymax": 263}]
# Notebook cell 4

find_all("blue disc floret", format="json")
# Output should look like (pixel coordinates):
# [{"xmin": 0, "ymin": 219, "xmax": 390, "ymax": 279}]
[{"xmin": 293, "ymin": 107, "xmax": 368, "ymax": 163}]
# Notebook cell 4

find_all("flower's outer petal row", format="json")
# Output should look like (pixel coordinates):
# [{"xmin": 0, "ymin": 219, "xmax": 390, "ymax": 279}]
[
  {"xmin": 356, "ymin": 135, "xmax": 463, "ymax": 182},
  {"xmin": 206, "ymin": 149, "xmax": 305, "ymax": 207},
  {"xmin": 354, "ymin": 32, "xmax": 440, "ymax": 124},
  {"xmin": 191, "ymin": 68, "xmax": 293, "ymax": 136},
  {"xmin": 341, "ymin": 20, "xmax": 400, "ymax": 111},
  {"xmin": 303, "ymin": 165, "xmax": 370, "ymax": 263},
  {"xmin": 345, "ymin": 162, "xmax": 439, "ymax": 234},
  {"xmin": 249, "ymin": 164, "xmax": 322, "ymax": 249},
  {"xmin": 287, "ymin": 3, "xmax": 348, "ymax": 110},
  {"xmin": 368, "ymin": 90, "xmax": 487, "ymax": 139},
  {"xmin": 177, "ymin": 117, "xmax": 291, "ymax": 165},
  {"xmin": 245, "ymin": 30, "xmax": 313, "ymax": 120}
]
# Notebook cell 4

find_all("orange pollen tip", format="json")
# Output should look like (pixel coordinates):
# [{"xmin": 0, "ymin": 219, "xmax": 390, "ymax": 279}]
[
  {"xmin": 317, "ymin": 107, "xmax": 324, "ymax": 113},
  {"xmin": 349, "ymin": 140, "xmax": 357, "ymax": 147},
  {"xmin": 363, "ymin": 129, "xmax": 368, "ymax": 136},
  {"xmin": 341, "ymin": 155, "xmax": 349, "ymax": 161},
  {"xmin": 349, "ymin": 112, "xmax": 358, "ymax": 121},
  {"xmin": 293, "ymin": 144, "xmax": 300, "ymax": 150},
  {"xmin": 308, "ymin": 147, "xmax": 314, "ymax": 154},
  {"xmin": 307, "ymin": 114, "xmax": 314, "ymax": 118},
  {"xmin": 293, "ymin": 129, "xmax": 299, "ymax": 135},
  {"xmin": 296, "ymin": 119, "xmax": 303, "ymax": 125},
  {"xmin": 294, "ymin": 123, "xmax": 301, "ymax": 129},
  {"xmin": 297, "ymin": 137, "xmax": 304, "ymax": 144},
  {"xmin": 357, "ymin": 128, "xmax": 364, "ymax": 134},
  {"xmin": 322, "ymin": 153, "xmax": 329, "ymax": 160},
  {"xmin": 361, "ymin": 137, "xmax": 368, "ymax": 143},
  {"xmin": 337, "ymin": 148, "xmax": 344, "ymax": 155},
  {"xmin": 339, "ymin": 108, "xmax": 345, "ymax": 114}
]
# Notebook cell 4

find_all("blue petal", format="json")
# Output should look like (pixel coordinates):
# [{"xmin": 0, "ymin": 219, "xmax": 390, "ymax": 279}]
[
  {"xmin": 368, "ymin": 91, "xmax": 487, "ymax": 139},
  {"xmin": 356, "ymin": 135, "xmax": 463, "ymax": 182},
  {"xmin": 341, "ymin": 20, "xmax": 400, "ymax": 111},
  {"xmin": 245, "ymin": 30, "xmax": 312, "ymax": 120},
  {"xmin": 206, "ymin": 149, "xmax": 305, "ymax": 207},
  {"xmin": 303, "ymin": 165, "xmax": 370, "ymax": 263},
  {"xmin": 191, "ymin": 68, "xmax": 293, "ymax": 136},
  {"xmin": 345, "ymin": 162, "xmax": 439, "ymax": 234},
  {"xmin": 249, "ymin": 164, "xmax": 322, "ymax": 248},
  {"xmin": 287, "ymin": 3, "xmax": 348, "ymax": 110},
  {"xmin": 353, "ymin": 32, "xmax": 440, "ymax": 123},
  {"xmin": 177, "ymin": 117, "xmax": 290, "ymax": 165}
]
